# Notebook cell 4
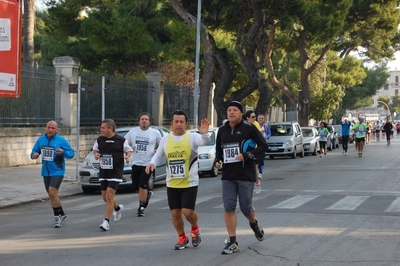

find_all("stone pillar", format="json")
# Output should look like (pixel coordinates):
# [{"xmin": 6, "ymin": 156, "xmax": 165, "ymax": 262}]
[
  {"xmin": 146, "ymin": 72, "xmax": 165, "ymax": 126},
  {"xmin": 53, "ymin": 56, "xmax": 80, "ymax": 128}
]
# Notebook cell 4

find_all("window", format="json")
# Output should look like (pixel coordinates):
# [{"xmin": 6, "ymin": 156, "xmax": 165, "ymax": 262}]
[
  {"xmin": 396, "ymin": 76, "xmax": 399, "ymax": 85},
  {"xmin": 396, "ymin": 89, "xmax": 399, "ymax": 95},
  {"xmin": 384, "ymin": 84, "xmax": 389, "ymax": 90}
]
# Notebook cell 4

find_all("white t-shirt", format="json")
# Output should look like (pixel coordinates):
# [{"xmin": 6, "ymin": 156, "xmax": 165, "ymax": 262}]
[{"xmin": 125, "ymin": 127, "xmax": 162, "ymax": 166}]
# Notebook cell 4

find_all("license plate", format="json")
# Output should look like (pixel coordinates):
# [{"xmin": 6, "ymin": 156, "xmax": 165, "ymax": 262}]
[{"xmin": 270, "ymin": 147, "xmax": 279, "ymax": 151}]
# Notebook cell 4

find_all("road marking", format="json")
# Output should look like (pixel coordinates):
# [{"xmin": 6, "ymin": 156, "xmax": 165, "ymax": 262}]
[
  {"xmin": 325, "ymin": 196, "xmax": 370, "ymax": 210},
  {"xmin": 385, "ymin": 197, "xmax": 400, "ymax": 212},
  {"xmin": 268, "ymin": 195, "xmax": 320, "ymax": 209}
]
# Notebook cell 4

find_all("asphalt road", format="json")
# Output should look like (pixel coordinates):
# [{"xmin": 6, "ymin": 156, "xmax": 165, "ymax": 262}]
[{"xmin": 2, "ymin": 137, "xmax": 400, "ymax": 266}]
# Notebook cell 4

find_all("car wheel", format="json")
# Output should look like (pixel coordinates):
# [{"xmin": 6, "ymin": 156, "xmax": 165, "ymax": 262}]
[
  {"xmin": 147, "ymin": 171, "xmax": 155, "ymax": 191},
  {"xmin": 291, "ymin": 147, "xmax": 297, "ymax": 159},
  {"xmin": 269, "ymin": 155, "xmax": 274, "ymax": 159},
  {"xmin": 312, "ymin": 145, "xmax": 317, "ymax": 156},
  {"xmin": 209, "ymin": 165, "xmax": 218, "ymax": 177},
  {"xmin": 82, "ymin": 186, "xmax": 96, "ymax": 194},
  {"xmin": 327, "ymin": 141, "xmax": 332, "ymax": 151}
]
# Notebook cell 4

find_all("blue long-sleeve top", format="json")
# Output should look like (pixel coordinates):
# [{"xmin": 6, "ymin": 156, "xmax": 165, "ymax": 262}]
[{"xmin": 30, "ymin": 133, "xmax": 75, "ymax": 177}]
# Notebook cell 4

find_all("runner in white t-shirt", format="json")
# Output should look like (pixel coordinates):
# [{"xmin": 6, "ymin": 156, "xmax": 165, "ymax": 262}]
[{"xmin": 125, "ymin": 112, "xmax": 162, "ymax": 217}]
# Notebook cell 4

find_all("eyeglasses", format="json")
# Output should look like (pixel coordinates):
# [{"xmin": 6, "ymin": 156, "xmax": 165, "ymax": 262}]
[{"xmin": 251, "ymin": 116, "xmax": 256, "ymax": 118}]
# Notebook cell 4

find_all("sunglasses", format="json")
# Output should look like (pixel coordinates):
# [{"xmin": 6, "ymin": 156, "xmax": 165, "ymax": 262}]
[{"xmin": 251, "ymin": 116, "xmax": 256, "ymax": 118}]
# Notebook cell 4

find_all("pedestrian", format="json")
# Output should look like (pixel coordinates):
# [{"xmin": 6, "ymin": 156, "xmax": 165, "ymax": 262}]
[
  {"xmin": 396, "ymin": 121, "xmax": 400, "ymax": 137},
  {"xmin": 383, "ymin": 119, "xmax": 393, "ymax": 145},
  {"xmin": 318, "ymin": 122, "xmax": 329, "ymax": 157},
  {"xmin": 352, "ymin": 117, "xmax": 368, "ymax": 157},
  {"xmin": 341, "ymin": 118, "xmax": 351, "ymax": 156},
  {"xmin": 30, "ymin": 120, "xmax": 75, "ymax": 228},
  {"xmin": 245, "ymin": 110, "xmax": 262, "ymax": 194},
  {"xmin": 374, "ymin": 120, "xmax": 381, "ymax": 141},
  {"xmin": 93, "ymin": 119, "xmax": 133, "ymax": 231},
  {"xmin": 214, "ymin": 101, "xmax": 268, "ymax": 255},
  {"xmin": 125, "ymin": 112, "xmax": 162, "ymax": 217},
  {"xmin": 145, "ymin": 110, "xmax": 211, "ymax": 250},
  {"xmin": 257, "ymin": 114, "xmax": 271, "ymax": 179}
]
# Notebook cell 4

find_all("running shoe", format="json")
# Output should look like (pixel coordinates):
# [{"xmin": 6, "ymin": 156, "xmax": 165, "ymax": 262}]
[
  {"xmin": 99, "ymin": 219, "xmax": 109, "ymax": 231},
  {"xmin": 250, "ymin": 218, "xmax": 264, "ymax": 241},
  {"xmin": 143, "ymin": 191, "xmax": 153, "ymax": 209},
  {"xmin": 258, "ymin": 173, "xmax": 262, "ymax": 179},
  {"xmin": 174, "ymin": 236, "xmax": 189, "ymax": 250},
  {"xmin": 345, "ymin": 152, "xmax": 348, "ymax": 156},
  {"xmin": 191, "ymin": 228, "xmax": 202, "ymax": 247},
  {"xmin": 137, "ymin": 207, "xmax": 145, "ymax": 217},
  {"xmin": 113, "ymin": 204, "xmax": 124, "ymax": 222},
  {"xmin": 54, "ymin": 214, "xmax": 68, "ymax": 228},
  {"xmin": 221, "ymin": 239, "xmax": 240, "ymax": 254}
]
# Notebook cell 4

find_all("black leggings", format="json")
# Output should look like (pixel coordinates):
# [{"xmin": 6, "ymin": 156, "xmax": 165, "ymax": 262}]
[{"xmin": 342, "ymin": 136, "xmax": 349, "ymax": 152}]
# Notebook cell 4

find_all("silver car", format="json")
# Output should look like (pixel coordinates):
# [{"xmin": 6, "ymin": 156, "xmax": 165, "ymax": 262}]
[
  {"xmin": 79, "ymin": 126, "xmax": 170, "ymax": 194},
  {"xmin": 301, "ymin": 127, "xmax": 320, "ymax": 156},
  {"xmin": 189, "ymin": 127, "xmax": 219, "ymax": 177}
]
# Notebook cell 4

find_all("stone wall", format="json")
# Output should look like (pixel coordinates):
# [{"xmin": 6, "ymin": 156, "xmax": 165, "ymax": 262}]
[{"xmin": 0, "ymin": 127, "xmax": 99, "ymax": 168}]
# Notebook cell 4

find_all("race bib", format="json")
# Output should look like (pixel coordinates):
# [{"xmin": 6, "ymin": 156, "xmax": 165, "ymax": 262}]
[
  {"xmin": 223, "ymin": 143, "xmax": 240, "ymax": 164},
  {"xmin": 135, "ymin": 138, "xmax": 149, "ymax": 154},
  {"xmin": 99, "ymin": 154, "xmax": 113, "ymax": 169},
  {"xmin": 41, "ymin": 146, "xmax": 54, "ymax": 161},
  {"xmin": 169, "ymin": 159, "xmax": 186, "ymax": 178}
]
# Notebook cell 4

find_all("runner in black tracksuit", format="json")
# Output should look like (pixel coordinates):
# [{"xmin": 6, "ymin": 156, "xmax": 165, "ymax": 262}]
[{"xmin": 214, "ymin": 101, "xmax": 268, "ymax": 254}]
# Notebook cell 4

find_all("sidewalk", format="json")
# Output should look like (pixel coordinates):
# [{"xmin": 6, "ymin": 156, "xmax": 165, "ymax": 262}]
[{"xmin": 0, "ymin": 160, "xmax": 82, "ymax": 209}]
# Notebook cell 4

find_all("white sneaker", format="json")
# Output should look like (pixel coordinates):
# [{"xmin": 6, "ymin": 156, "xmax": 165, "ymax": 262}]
[
  {"xmin": 258, "ymin": 173, "xmax": 262, "ymax": 179},
  {"xmin": 113, "ymin": 204, "xmax": 124, "ymax": 222},
  {"xmin": 345, "ymin": 152, "xmax": 348, "ymax": 156},
  {"xmin": 320, "ymin": 154, "xmax": 322, "ymax": 158},
  {"xmin": 254, "ymin": 181, "xmax": 261, "ymax": 194},
  {"xmin": 99, "ymin": 219, "xmax": 109, "ymax": 231},
  {"xmin": 342, "ymin": 151, "xmax": 344, "ymax": 155}
]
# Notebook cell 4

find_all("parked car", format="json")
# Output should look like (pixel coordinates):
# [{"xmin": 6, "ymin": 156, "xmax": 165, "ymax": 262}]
[
  {"xmin": 301, "ymin": 127, "xmax": 320, "ymax": 156},
  {"xmin": 189, "ymin": 127, "xmax": 219, "ymax": 177},
  {"xmin": 314, "ymin": 124, "xmax": 339, "ymax": 151},
  {"xmin": 79, "ymin": 126, "xmax": 170, "ymax": 194},
  {"xmin": 266, "ymin": 121, "xmax": 304, "ymax": 159}
]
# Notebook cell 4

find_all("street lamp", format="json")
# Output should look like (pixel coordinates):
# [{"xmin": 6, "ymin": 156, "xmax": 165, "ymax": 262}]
[
  {"xmin": 377, "ymin": 100, "xmax": 391, "ymax": 120},
  {"xmin": 193, "ymin": 0, "xmax": 201, "ymax": 126}
]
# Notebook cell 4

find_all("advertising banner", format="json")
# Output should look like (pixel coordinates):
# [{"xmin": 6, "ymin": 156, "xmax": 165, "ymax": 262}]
[{"xmin": 0, "ymin": 0, "xmax": 22, "ymax": 98}]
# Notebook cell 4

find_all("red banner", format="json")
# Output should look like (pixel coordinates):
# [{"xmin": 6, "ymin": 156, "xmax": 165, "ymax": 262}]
[{"xmin": 0, "ymin": 0, "xmax": 22, "ymax": 98}]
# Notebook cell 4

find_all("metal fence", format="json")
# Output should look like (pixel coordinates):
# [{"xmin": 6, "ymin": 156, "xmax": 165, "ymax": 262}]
[
  {"xmin": 0, "ymin": 65, "xmax": 58, "ymax": 127},
  {"xmin": 0, "ymin": 66, "xmax": 195, "ymax": 127}
]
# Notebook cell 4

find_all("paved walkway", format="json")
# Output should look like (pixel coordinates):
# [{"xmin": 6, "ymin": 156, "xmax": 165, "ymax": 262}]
[{"xmin": 0, "ymin": 160, "xmax": 82, "ymax": 209}]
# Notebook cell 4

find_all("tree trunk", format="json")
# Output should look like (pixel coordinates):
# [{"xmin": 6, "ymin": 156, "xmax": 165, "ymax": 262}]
[
  {"xmin": 23, "ymin": 0, "xmax": 35, "ymax": 68},
  {"xmin": 168, "ymin": 0, "xmax": 214, "ymax": 126}
]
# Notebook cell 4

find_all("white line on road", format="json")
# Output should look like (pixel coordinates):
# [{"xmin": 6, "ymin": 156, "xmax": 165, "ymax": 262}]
[{"xmin": 325, "ymin": 196, "xmax": 370, "ymax": 210}]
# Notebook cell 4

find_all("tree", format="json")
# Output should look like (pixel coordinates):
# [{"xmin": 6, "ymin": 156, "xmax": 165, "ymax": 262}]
[{"xmin": 23, "ymin": 0, "xmax": 35, "ymax": 67}]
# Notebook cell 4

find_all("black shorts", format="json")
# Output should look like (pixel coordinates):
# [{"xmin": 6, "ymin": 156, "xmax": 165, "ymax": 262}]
[
  {"xmin": 131, "ymin": 165, "xmax": 151, "ymax": 190},
  {"xmin": 100, "ymin": 180, "xmax": 119, "ymax": 191},
  {"xmin": 355, "ymin": 137, "xmax": 365, "ymax": 143},
  {"xmin": 43, "ymin": 176, "xmax": 63, "ymax": 192},
  {"xmin": 167, "ymin": 186, "xmax": 198, "ymax": 210}
]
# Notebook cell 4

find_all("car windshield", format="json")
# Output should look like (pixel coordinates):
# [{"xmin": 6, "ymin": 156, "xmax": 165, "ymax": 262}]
[
  {"xmin": 271, "ymin": 125, "xmax": 293, "ymax": 136},
  {"xmin": 116, "ymin": 130, "xmax": 129, "ymax": 137},
  {"xmin": 301, "ymin": 128, "xmax": 313, "ymax": 137},
  {"xmin": 333, "ymin": 125, "xmax": 341, "ymax": 132}
]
